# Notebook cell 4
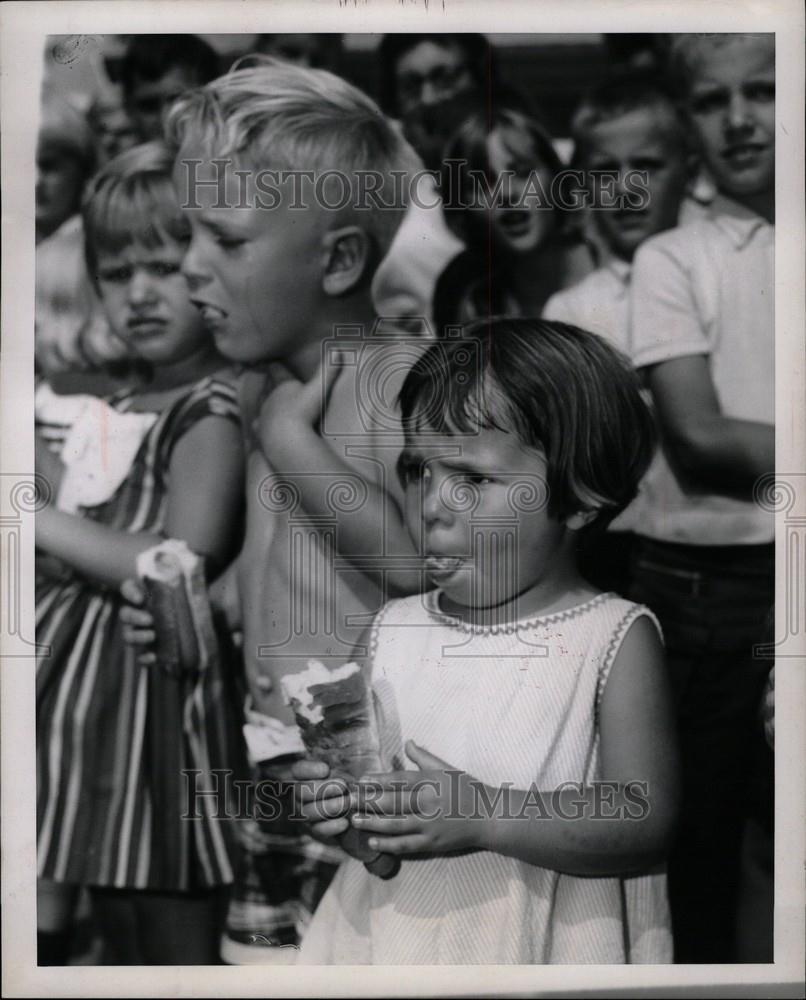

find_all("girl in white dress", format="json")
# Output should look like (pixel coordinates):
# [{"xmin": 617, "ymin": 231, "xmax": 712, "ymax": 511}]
[{"xmin": 293, "ymin": 318, "xmax": 678, "ymax": 964}]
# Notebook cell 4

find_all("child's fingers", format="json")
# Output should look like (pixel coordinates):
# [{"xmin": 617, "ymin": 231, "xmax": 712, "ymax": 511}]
[
  {"xmin": 307, "ymin": 816, "xmax": 350, "ymax": 841},
  {"xmin": 291, "ymin": 759, "xmax": 332, "ymax": 781},
  {"xmin": 351, "ymin": 814, "xmax": 421, "ymax": 835},
  {"xmin": 119, "ymin": 603, "xmax": 154, "ymax": 627},
  {"xmin": 405, "ymin": 740, "xmax": 453, "ymax": 771},
  {"xmin": 137, "ymin": 652, "xmax": 157, "ymax": 666},
  {"xmin": 120, "ymin": 578, "xmax": 146, "ymax": 605},
  {"xmin": 363, "ymin": 833, "xmax": 428, "ymax": 856},
  {"xmin": 122, "ymin": 625, "xmax": 156, "ymax": 646},
  {"xmin": 357, "ymin": 770, "xmax": 414, "ymax": 787},
  {"xmin": 300, "ymin": 792, "xmax": 352, "ymax": 824},
  {"xmin": 295, "ymin": 777, "xmax": 350, "ymax": 806},
  {"xmin": 352, "ymin": 785, "xmax": 419, "ymax": 815}
]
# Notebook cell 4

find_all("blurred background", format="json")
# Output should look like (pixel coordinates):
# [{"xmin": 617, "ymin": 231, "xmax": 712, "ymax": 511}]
[{"xmin": 41, "ymin": 32, "xmax": 656, "ymax": 142}]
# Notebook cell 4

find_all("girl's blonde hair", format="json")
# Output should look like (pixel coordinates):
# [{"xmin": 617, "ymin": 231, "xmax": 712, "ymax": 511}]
[
  {"xmin": 35, "ymin": 217, "xmax": 130, "ymax": 376},
  {"xmin": 82, "ymin": 141, "xmax": 190, "ymax": 281}
]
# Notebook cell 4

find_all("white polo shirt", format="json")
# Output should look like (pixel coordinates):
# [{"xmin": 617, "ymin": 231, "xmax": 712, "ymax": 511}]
[
  {"xmin": 543, "ymin": 255, "xmax": 633, "ymax": 352},
  {"xmin": 629, "ymin": 196, "xmax": 774, "ymax": 546}
]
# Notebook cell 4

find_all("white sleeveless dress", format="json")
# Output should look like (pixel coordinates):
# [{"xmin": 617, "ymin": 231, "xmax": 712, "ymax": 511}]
[{"xmin": 298, "ymin": 591, "xmax": 673, "ymax": 965}]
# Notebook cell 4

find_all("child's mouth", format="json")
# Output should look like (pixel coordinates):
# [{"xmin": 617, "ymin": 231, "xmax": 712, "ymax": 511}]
[
  {"xmin": 722, "ymin": 143, "xmax": 767, "ymax": 168},
  {"xmin": 128, "ymin": 317, "xmax": 167, "ymax": 336},
  {"xmin": 193, "ymin": 301, "xmax": 228, "ymax": 325},
  {"xmin": 497, "ymin": 210, "xmax": 533, "ymax": 236},
  {"xmin": 613, "ymin": 209, "xmax": 649, "ymax": 229},
  {"xmin": 424, "ymin": 554, "xmax": 465, "ymax": 581}
]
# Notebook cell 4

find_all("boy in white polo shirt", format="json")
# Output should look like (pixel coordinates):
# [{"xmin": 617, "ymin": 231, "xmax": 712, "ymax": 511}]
[
  {"xmin": 543, "ymin": 69, "xmax": 694, "ymax": 594},
  {"xmin": 628, "ymin": 33, "xmax": 775, "ymax": 963}
]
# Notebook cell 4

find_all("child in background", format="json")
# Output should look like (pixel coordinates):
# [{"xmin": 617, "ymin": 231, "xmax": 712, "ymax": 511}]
[
  {"xmin": 36, "ymin": 217, "xmax": 134, "ymax": 397},
  {"xmin": 36, "ymin": 142, "xmax": 245, "ymax": 965},
  {"xmin": 122, "ymin": 60, "xmax": 430, "ymax": 963},
  {"xmin": 88, "ymin": 86, "xmax": 139, "ymax": 165},
  {"xmin": 36, "ymin": 88, "xmax": 134, "ymax": 396},
  {"xmin": 434, "ymin": 105, "xmax": 597, "ymax": 331},
  {"xmin": 377, "ymin": 33, "xmax": 500, "ymax": 171},
  {"xmin": 36, "ymin": 88, "xmax": 97, "ymax": 246},
  {"xmin": 370, "ymin": 33, "xmax": 489, "ymax": 331},
  {"xmin": 120, "ymin": 34, "xmax": 220, "ymax": 143},
  {"xmin": 628, "ymin": 33, "xmax": 775, "ymax": 963},
  {"xmin": 542, "ymin": 70, "xmax": 694, "ymax": 595},
  {"xmin": 294, "ymin": 319, "xmax": 678, "ymax": 965},
  {"xmin": 543, "ymin": 70, "xmax": 694, "ymax": 351}
]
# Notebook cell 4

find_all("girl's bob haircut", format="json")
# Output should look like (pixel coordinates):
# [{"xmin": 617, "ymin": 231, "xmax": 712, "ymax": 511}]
[
  {"xmin": 398, "ymin": 317, "xmax": 656, "ymax": 533},
  {"xmin": 82, "ymin": 141, "xmax": 190, "ymax": 282}
]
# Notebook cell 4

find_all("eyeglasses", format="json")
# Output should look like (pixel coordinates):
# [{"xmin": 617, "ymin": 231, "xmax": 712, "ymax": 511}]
[{"xmin": 397, "ymin": 63, "xmax": 472, "ymax": 109}]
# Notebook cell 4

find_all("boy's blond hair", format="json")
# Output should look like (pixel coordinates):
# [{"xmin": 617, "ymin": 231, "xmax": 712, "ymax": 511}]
[
  {"xmin": 164, "ymin": 58, "xmax": 422, "ymax": 258},
  {"xmin": 571, "ymin": 69, "xmax": 691, "ymax": 160},
  {"xmin": 666, "ymin": 33, "xmax": 774, "ymax": 99}
]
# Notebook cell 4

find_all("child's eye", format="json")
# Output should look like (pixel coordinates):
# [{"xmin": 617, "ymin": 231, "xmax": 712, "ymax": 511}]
[
  {"xmin": 631, "ymin": 158, "xmax": 664, "ymax": 174},
  {"xmin": 397, "ymin": 454, "xmax": 430, "ymax": 486},
  {"xmin": 461, "ymin": 472, "xmax": 492, "ymax": 487},
  {"xmin": 98, "ymin": 267, "xmax": 132, "ymax": 284},
  {"xmin": 146, "ymin": 262, "xmax": 180, "ymax": 278},
  {"xmin": 690, "ymin": 90, "xmax": 727, "ymax": 115},
  {"xmin": 215, "ymin": 235, "xmax": 246, "ymax": 251},
  {"xmin": 744, "ymin": 81, "xmax": 775, "ymax": 103},
  {"xmin": 400, "ymin": 462, "xmax": 425, "ymax": 485}
]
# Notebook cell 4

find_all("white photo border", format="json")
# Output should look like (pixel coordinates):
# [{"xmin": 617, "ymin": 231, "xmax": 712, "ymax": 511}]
[{"xmin": 2, "ymin": 1, "xmax": 804, "ymax": 995}]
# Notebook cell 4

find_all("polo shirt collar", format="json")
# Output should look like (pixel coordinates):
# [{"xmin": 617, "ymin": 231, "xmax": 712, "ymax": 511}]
[
  {"xmin": 604, "ymin": 254, "xmax": 632, "ymax": 287},
  {"xmin": 708, "ymin": 193, "xmax": 772, "ymax": 249}
]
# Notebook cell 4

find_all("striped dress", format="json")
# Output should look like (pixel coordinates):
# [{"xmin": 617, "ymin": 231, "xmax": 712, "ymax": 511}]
[
  {"xmin": 36, "ymin": 374, "xmax": 246, "ymax": 892},
  {"xmin": 299, "ymin": 591, "xmax": 673, "ymax": 964}
]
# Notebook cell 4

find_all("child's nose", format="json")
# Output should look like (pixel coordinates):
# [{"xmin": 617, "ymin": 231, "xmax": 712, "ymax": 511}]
[
  {"xmin": 181, "ymin": 237, "xmax": 211, "ymax": 292},
  {"xmin": 422, "ymin": 476, "xmax": 455, "ymax": 528},
  {"xmin": 726, "ymin": 91, "xmax": 753, "ymax": 130},
  {"xmin": 127, "ymin": 269, "xmax": 156, "ymax": 305},
  {"xmin": 419, "ymin": 81, "xmax": 441, "ymax": 107}
]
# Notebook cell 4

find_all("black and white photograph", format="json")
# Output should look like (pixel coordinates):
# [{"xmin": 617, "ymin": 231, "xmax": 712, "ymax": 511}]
[{"xmin": 2, "ymin": 1, "xmax": 804, "ymax": 996}]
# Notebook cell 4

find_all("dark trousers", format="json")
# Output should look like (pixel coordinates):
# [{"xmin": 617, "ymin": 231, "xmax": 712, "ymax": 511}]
[
  {"xmin": 579, "ymin": 530, "xmax": 636, "ymax": 598},
  {"xmin": 629, "ymin": 538, "xmax": 774, "ymax": 964}
]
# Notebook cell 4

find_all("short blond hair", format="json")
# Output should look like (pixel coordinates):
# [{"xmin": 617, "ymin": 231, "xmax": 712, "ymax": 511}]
[
  {"xmin": 164, "ymin": 58, "xmax": 422, "ymax": 257},
  {"xmin": 667, "ymin": 33, "xmax": 774, "ymax": 99}
]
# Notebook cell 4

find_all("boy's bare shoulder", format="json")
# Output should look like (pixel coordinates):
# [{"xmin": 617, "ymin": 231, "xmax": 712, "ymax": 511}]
[{"xmin": 325, "ymin": 327, "xmax": 431, "ymax": 437}]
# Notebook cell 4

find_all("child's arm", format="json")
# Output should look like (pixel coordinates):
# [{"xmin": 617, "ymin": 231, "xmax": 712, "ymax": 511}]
[
  {"xmin": 36, "ymin": 415, "xmax": 244, "ymax": 589},
  {"xmin": 646, "ymin": 356, "xmax": 773, "ymax": 496},
  {"xmin": 257, "ymin": 358, "xmax": 421, "ymax": 597},
  {"xmin": 631, "ymin": 235, "xmax": 773, "ymax": 498},
  {"xmin": 346, "ymin": 617, "xmax": 679, "ymax": 878}
]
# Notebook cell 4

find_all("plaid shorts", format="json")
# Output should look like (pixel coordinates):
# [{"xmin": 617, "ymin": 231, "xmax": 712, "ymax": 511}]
[{"xmin": 221, "ymin": 762, "xmax": 344, "ymax": 962}]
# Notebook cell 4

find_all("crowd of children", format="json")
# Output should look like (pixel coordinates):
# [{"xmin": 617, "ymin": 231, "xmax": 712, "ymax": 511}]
[{"xmin": 34, "ymin": 32, "xmax": 775, "ymax": 967}]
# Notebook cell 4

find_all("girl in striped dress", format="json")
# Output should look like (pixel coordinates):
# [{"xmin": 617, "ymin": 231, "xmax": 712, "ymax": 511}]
[
  {"xmin": 293, "ymin": 320, "xmax": 679, "ymax": 964},
  {"xmin": 35, "ymin": 143, "xmax": 246, "ymax": 964}
]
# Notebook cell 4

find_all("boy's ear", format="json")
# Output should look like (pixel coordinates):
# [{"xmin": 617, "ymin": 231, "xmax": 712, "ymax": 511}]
[
  {"xmin": 320, "ymin": 225, "xmax": 372, "ymax": 297},
  {"xmin": 565, "ymin": 509, "xmax": 599, "ymax": 531}
]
